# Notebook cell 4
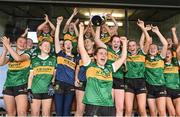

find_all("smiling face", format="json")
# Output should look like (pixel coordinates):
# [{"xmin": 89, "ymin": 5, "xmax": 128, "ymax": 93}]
[
  {"xmin": 111, "ymin": 36, "xmax": 121, "ymax": 51},
  {"xmin": 128, "ymin": 41, "xmax": 137, "ymax": 54},
  {"xmin": 94, "ymin": 48, "xmax": 108, "ymax": 66},
  {"xmin": 16, "ymin": 37, "xmax": 27, "ymax": 51},
  {"xmin": 64, "ymin": 40, "xmax": 72, "ymax": 53},
  {"xmin": 165, "ymin": 49, "xmax": 173, "ymax": 62},
  {"xmin": 84, "ymin": 38, "xmax": 94, "ymax": 51},
  {"xmin": 43, "ymin": 24, "xmax": 50, "ymax": 33},
  {"xmin": 39, "ymin": 41, "xmax": 51, "ymax": 54},
  {"xmin": 27, "ymin": 38, "xmax": 33, "ymax": 49},
  {"xmin": 149, "ymin": 44, "xmax": 158, "ymax": 56}
]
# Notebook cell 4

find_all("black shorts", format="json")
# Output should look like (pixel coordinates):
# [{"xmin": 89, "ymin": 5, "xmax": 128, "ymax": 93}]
[
  {"xmin": 112, "ymin": 78, "xmax": 124, "ymax": 89},
  {"xmin": 75, "ymin": 81, "xmax": 87, "ymax": 91},
  {"xmin": 146, "ymin": 83, "xmax": 166, "ymax": 98},
  {"xmin": 33, "ymin": 93, "xmax": 52, "ymax": 100},
  {"xmin": 54, "ymin": 81, "xmax": 75, "ymax": 94},
  {"xmin": 125, "ymin": 78, "xmax": 147, "ymax": 94},
  {"xmin": 166, "ymin": 87, "xmax": 180, "ymax": 100},
  {"xmin": 2, "ymin": 84, "xmax": 27, "ymax": 97},
  {"xmin": 85, "ymin": 104, "xmax": 115, "ymax": 116}
]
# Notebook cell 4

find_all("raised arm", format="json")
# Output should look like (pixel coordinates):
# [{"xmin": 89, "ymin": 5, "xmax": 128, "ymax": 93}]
[
  {"xmin": 107, "ymin": 14, "xmax": 118, "ymax": 31},
  {"xmin": 63, "ymin": 8, "xmax": 78, "ymax": 33},
  {"xmin": 104, "ymin": 24, "xmax": 112, "ymax": 36},
  {"xmin": 0, "ymin": 42, "xmax": 9, "ymax": 66},
  {"xmin": 90, "ymin": 25, "xmax": 95, "ymax": 38},
  {"xmin": 176, "ymin": 44, "xmax": 180, "ymax": 61},
  {"xmin": 171, "ymin": 26, "xmax": 179, "ymax": 48},
  {"xmin": 78, "ymin": 22, "xmax": 91, "ymax": 65},
  {"xmin": 21, "ymin": 27, "xmax": 29, "ymax": 37},
  {"xmin": 55, "ymin": 16, "xmax": 63, "ymax": 54},
  {"xmin": 37, "ymin": 14, "xmax": 48, "ymax": 33},
  {"xmin": 139, "ymin": 32, "xmax": 145, "ymax": 49},
  {"xmin": 47, "ymin": 15, "xmax": 56, "ymax": 37},
  {"xmin": 73, "ymin": 23, "xmax": 79, "ymax": 37},
  {"xmin": 112, "ymin": 36, "xmax": 127, "ymax": 72},
  {"xmin": 152, "ymin": 25, "xmax": 168, "ymax": 58},
  {"xmin": 94, "ymin": 26, "xmax": 107, "ymax": 48},
  {"xmin": 1, "ymin": 36, "xmax": 30, "ymax": 62},
  {"xmin": 137, "ymin": 20, "xmax": 152, "ymax": 54}
]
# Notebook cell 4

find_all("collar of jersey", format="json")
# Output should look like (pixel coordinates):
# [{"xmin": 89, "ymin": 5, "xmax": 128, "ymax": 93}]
[{"xmin": 38, "ymin": 55, "xmax": 49, "ymax": 60}]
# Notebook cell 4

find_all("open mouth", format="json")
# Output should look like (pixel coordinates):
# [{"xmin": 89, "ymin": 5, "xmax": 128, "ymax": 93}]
[{"xmin": 100, "ymin": 58, "xmax": 106, "ymax": 62}]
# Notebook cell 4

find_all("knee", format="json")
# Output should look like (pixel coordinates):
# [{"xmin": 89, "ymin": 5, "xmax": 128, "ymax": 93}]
[
  {"xmin": 138, "ymin": 108, "xmax": 147, "ymax": 116},
  {"xmin": 149, "ymin": 109, "xmax": 157, "ymax": 116},
  {"xmin": 7, "ymin": 110, "xmax": 16, "ymax": 116},
  {"xmin": 125, "ymin": 108, "xmax": 132, "ymax": 116},
  {"xmin": 158, "ymin": 109, "xmax": 166, "ymax": 116},
  {"xmin": 31, "ymin": 110, "xmax": 40, "ymax": 116},
  {"xmin": 17, "ymin": 110, "xmax": 27, "ymax": 116},
  {"xmin": 42, "ymin": 111, "xmax": 51, "ymax": 116},
  {"xmin": 116, "ymin": 107, "xmax": 124, "ymax": 113}
]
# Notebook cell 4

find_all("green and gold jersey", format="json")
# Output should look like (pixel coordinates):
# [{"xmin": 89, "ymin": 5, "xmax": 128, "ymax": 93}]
[
  {"xmin": 64, "ymin": 32, "xmax": 78, "ymax": 55},
  {"xmin": 100, "ymin": 32, "xmax": 111, "ymax": 44},
  {"xmin": 4, "ymin": 50, "xmax": 31, "ymax": 87},
  {"xmin": 107, "ymin": 46, "xmax": 124, "ymax": 79},
  {"xmin": 28, "ymin": 47, "xmax": 39, "ymax": 58},
  {"xmin": 83, "ymin": 62, "xmax": 114, "ymax": 106},
  {"xmin": 31, "ymin": 56, "xmax": 56, "ymax": 93},
  {"xmin": 164, "ymin": 58, "xmax": 180, "ymax": 89},
  {"xmin": 125, "ymin": 49, "xmax": 146, "ymax": 78},
  {"xmin": 145, "ymin": 54, "xmax": 165, "ymax": 86},
  {"xmin": 38, "ymin": 32, "xmax": 54, "ymax": 44}
]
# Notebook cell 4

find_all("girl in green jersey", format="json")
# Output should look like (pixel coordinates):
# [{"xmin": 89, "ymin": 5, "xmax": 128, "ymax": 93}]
[
  {"xmin": 78, "ymin": 22, "xmax": 127, "ymax": 116},
  {"xmin": 145, "ymin": 25, "xmax": 168, "ymax": 116},
  {"xmin": 124, "ymin": 20, "xmax": 151, "ymax": 116},
  {"xmin": 165, "ymin": 46, "xmax": 180, "ymax": 116},
  {"xmin": 0, "ymin": 36, "xmax": 30, "ymax": 116}
]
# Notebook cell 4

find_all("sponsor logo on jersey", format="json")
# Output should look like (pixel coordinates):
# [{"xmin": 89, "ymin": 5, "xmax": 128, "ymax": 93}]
[
  {"xmin": 8, "ymin": 60, "xmax": 30, "ymax": 70},
  {"xmin": 86, "ymin": 67, "xmax": 112, "ymax": 81},
  {"xmin": 33, "ymin": 66, "xmax": 55, "ymax": 75},
  {"xmin": 57, "ymin": 56, "xmax": 76, "ymax": 70},
  {"xmin": 145, "ymin": 60, "xmax": 164, "ymax": 68}
]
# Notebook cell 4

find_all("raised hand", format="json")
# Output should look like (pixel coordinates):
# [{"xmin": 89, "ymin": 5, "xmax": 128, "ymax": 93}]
[
  {"xmin": 79, "ymin": 22, "xmax": 84, "ymax": 30},
  {"xmin": 151, "ymin": 25, "xmax": 160, "ymax": 34},
  {"xmin": 73, "ymin": 8, "xmax": 78, "ymax": 16},
  {"xmin": 106, "ymin": 14, "xmax": 112, "ymax": 19},
  {"xmin": 44, "ymin": 14, "xmax": 49, "ymax": 22},
  {"xmin": 1, "ymin": 36, "xmax": 10, "ymax": 47},
  {"xmin": 137, "ymin": 19, "xmax": 145, "ymax": 29},
  {"xmin": 120, "ymin": 36, "xmax": 128, "ymax": 45},
  {"xmin": 171, "ymin": 26, "xmax": 176, "ymax": 32},
  {"xmin": 145, "ymin": 25, "xmax": 151, "ymax": 31}
]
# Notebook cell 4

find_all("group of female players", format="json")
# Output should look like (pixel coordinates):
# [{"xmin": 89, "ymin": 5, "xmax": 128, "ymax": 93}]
[{"xmin": 0, "ymin": 8, "xmax": 180, "ymax": 116}]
